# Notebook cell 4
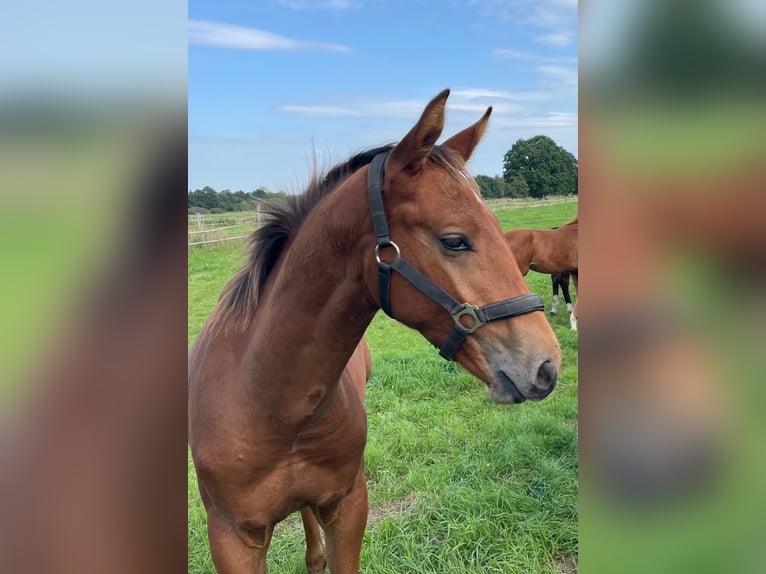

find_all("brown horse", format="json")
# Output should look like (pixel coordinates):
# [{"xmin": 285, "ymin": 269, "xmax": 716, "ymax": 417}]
[
  {"xmin": 505, "ymin": 219, "xmax": 579, "ymax": 329},
  {"xmin": 188, "ymin": 90, "xmax": 562, "ymax": 574}
]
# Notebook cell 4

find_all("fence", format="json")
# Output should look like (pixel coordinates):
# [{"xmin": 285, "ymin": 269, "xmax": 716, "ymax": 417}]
[
  {"xmin": 188, "ymin": 196, "xmax": 578, "ymax": 248},
  {"xmin": 187, "ymin": 208, "xmax": 263, "ymax": 248},
  {"xmin": 485, "ymin": 195, "xmax": 577, "ymax": 211}
]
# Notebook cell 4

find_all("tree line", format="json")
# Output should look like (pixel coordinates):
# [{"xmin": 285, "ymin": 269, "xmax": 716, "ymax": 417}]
[
  {"xmin": 189, "ymin": 135, "xmax": 577, "ymax": 212},
  {"xmin": 188, "ymin": 187, "xmax": 286, "ymax": 214}
]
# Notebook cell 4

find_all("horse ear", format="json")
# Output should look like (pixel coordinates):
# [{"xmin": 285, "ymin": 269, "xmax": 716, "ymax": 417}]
[
  {"xmin": 442, "ymin": 106, "xmax": 492, "ymax": 161},
  {"xmin": 388, "ymin": 89, "xmax": 449, "ymax": 175}
]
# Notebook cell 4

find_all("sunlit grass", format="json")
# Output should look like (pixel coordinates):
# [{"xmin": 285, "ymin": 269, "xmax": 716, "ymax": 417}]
[{"xmin": 188, "ymin": 203, "xmax": 579, "ymax": 573}]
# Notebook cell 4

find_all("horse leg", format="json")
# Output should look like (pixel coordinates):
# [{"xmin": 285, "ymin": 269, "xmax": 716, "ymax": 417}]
[
  {"xmin": 562, "ymin": 272, "xmax": 573, "ymax": 313},
  {"xmin": 320, "ymin": 472, "xmax": 368, "ymax": 574},
  {"xmin": 205, "ymin": 508, "xmax": 271, "ymax": 574},
  {"xmin": 198, "ymin": 479, "xmax": 271, "ymax": 574},
  {"xmin": 570, "ymin": 272, "xmax": 578, "ymax": 330},
  {"xmin": 301, "ymin": 506, "xmax": 327, "ymax": 574},
  {"xmin": 550, "ymin": 274, "xmax": 560, "ymax": 315}
]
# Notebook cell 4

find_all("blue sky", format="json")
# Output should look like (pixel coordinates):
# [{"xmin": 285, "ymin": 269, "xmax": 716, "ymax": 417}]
[{"xmin": 189, "ymin": 0, "xmax": 577, "ymax": 192}]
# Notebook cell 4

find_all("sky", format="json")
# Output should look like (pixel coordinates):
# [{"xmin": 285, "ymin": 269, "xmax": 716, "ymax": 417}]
[{"xmin": 189, "ymin": 0, "xmax": 578, "ymax": 192}]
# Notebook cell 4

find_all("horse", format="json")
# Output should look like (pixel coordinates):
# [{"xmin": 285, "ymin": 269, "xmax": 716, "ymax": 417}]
[
  {"xmin": 504, "ymin": 219, "xmax": 578, "ymax": 329},
  {"xmin": 188, "ymin": 89, "xmax": 562, "ymax": 574}
]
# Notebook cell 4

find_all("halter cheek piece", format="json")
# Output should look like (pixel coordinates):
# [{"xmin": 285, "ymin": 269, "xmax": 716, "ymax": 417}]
[{"xmin": 367, "ymin": 151, "xmax": 545, "ymax": 361}]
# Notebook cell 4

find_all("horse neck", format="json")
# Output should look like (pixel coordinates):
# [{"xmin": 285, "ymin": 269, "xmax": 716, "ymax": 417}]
[
  {"xmin": 508, "ymin": 230, "xmax": 535, "ymax": 272},
  {"xmin": 244, "ymin": 169, "xmax": 377, "ymax": 417}
]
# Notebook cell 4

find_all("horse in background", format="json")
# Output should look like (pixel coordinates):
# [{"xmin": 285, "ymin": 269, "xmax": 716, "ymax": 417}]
[{"xmin": 505, "ymin": 218, "xmax": 578, "ymax": 330}]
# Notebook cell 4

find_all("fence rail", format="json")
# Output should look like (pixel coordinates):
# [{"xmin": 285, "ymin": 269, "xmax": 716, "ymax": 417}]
[
  {"xmin": 485, "ymin": 196, "xmax": 576, "ymax": 210},
  {"xmin": 188, "ymin": 223, "xmax": 246, "ymax": 235},
  {"xmin": 188, "ymin": 235, "xmax": 251, "ymax": 246},
  {"xmin": 188, "ymin": 209, "xmax": 262, "ymax": 248},
  {"xmin": 188, "ymin": 196, "xmax": 577, "ymax": 247}
]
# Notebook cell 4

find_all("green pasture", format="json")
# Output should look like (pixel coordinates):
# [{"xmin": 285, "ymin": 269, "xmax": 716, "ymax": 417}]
[{"xmin": 188, "ymin": 201, "xmax": 578, "ymax": 573}]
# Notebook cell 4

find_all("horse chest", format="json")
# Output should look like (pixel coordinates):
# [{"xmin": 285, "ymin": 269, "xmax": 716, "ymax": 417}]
[
  {"xmin": 287, "ymin": 403, "xmax": 367, "ymax": 497},
  {"xmin": 241, "ymin": 393, "xmax": 367, "ymax": 518}
]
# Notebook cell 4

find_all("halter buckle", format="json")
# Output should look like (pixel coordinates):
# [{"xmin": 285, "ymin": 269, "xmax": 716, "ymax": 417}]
[{"xmin": 452, "ymin": 303, "xmax": 486, "ymax": 334}]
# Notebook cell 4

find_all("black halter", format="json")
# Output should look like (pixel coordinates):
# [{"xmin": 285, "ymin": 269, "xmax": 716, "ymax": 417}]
[{"xmin": 367, "ymin": 151, "xmax": 545, "ymax": 361}]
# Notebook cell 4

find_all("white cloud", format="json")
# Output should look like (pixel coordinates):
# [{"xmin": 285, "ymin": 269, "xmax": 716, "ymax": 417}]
[
  {"xmin": 279, "ymin": 105, "xmax": 362, "ymax": 117},
  {"xmin": 492, "ymin": 112, "xmax": 578, "ymax": 130},
  {"xmin": 278, "ymin": 0, "xmax": 354, "ymax": 9},
  {"xmin": 493, "ymin": 49, "xmax": 539, "ymax": 61},
  {"xmin": 452, "ymin": 88, "xmax": 511, "ymax": 99},
  {"xmin": 534, "ymin": 31, "xmax": 575, "ymax": 48},
  {"xmin": 277, "ymin": 91, "xmax": 539, "ymax": 119},
  {"xmin": 528, "ymin": 0, "xmax": 578, "ymax": 28},
  {"xmin": 279, "ymin": 99, "xmax": 424, "ymax": 119},
  {"xmin": 188, "ymin": 20, "xmax": 352, "ymax": 52},
  {"xmin": 469, "ymin": 0, "xmax": 576, "ymax": 28},
  {"xmin": 537, "ymin": 65, "xmax": 578, "ymax": 87},
  {"xmin": 452, "ymin": 87, "xmax": 563, "ymax": 103},
  {"xmin": 469, "ymin": 0, "xmax": 576, "ymax": 57},
  {"xmin": 493, "ymin": 48, "xmax": 577, "ymax": 64}
]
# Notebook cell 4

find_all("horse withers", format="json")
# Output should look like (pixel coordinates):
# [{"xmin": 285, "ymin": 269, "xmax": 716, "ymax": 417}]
[{"xmin": 189, "ymin": 90, "xmax": 562, "ymax": 573}]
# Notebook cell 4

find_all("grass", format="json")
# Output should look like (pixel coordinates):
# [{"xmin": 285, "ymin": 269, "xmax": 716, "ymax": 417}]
[{"xmin": 188, "ymin": 201, "xmax": 578, "ymax": 573}]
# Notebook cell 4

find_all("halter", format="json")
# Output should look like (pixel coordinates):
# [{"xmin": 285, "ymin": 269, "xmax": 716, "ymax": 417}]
[{"xmin": 367, "ymin": 151, "xmax": 545, "ymax": 361}]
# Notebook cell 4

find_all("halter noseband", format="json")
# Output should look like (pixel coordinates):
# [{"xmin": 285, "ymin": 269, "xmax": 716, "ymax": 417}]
[{"xmin": 367, "ymin": 151, "xmax": 545, "ymax": 361}]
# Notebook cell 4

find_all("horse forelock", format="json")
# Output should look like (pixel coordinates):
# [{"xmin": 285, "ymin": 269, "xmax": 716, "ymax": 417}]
[{"xmin": 429, "ymin": 145, "xmax": 480, "ymax": 198}]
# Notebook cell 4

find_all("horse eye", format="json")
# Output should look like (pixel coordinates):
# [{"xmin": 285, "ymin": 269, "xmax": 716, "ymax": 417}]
[{"xmin": 440, "ymin": 234, "xmax": 471, "ymax": 251}]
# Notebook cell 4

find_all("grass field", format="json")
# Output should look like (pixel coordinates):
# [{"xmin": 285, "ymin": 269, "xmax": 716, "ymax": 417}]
[{"xmin": 188, "ymin": 201, "xmax": 578, "ymax": 573}]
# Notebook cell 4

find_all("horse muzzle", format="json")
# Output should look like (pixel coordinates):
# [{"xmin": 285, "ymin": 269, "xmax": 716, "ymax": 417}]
[{"xmin": 492, "ymin": 359, "xmax": 559, "ymax": 404}]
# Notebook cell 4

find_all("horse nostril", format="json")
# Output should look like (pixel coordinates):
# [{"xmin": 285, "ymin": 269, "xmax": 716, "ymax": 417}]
[{"xmin": 537, "ymin": 360, "xmax": 558, "ymax": 389}]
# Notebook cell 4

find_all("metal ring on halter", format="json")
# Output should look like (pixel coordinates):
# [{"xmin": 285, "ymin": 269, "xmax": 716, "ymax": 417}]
[
  {"xmin": 452, "ymin": 303, "xmax": 487, "ymax": 334},
  {"xmin": 374, "ymin": 241, "xmax": 401, "ymax": 266}
]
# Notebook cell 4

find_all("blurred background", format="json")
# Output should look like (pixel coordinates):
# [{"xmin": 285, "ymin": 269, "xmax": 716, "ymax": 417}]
[
  {"xmin": 0, "ymin": 2, "xmax": 187, "ymax": 573},
  {"xmin": 580, "ymin": 0, "xmax": 766, "ymax": 572}
]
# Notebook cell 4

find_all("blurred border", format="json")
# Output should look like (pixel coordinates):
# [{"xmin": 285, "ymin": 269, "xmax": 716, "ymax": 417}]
[
  {"xmin": 0, "ymin": 2, "xmax": 188, "ymax": 573},
  {"xmin": 580, "ymin": 1, "xmax": 766, "ymax": 572}
]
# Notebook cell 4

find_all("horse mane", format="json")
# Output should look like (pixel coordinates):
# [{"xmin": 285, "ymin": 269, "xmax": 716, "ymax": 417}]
[{"xmin": 207, "ymin": 144, "xmax": 470, "ymax": 335}]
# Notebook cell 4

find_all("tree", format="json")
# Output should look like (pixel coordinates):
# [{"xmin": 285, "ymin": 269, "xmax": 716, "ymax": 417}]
[
  {"xmin": 476, "ymin": 174, "xmax": 526, "ymax": 198},
  {"xmin": 475, "ymin": 174, "xmax": 501, "ymax": 198},
  {"xmin": 188, "ymin": 186, "xmax": 219, "ymax": 210},
  {"xmin": 201, "ymin": 186, "xmax": 219, "ymax": 209},
  {"xmin": 187, "ymin": 185, "xmax": 290, "ymax": 213},
  {"xmin": 506, "ymin": 175, "xmax": 529, "ymax": 198},
  {"xmin": 503, "ymin": 136, "xmax": 577, "ymax": 198}
]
